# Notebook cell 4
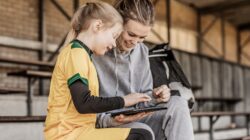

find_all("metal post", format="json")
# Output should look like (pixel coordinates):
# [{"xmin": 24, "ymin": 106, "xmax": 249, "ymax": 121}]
[
  {"xmin": 237, "ymin": 30, "xmax": 241, "ymax": 63},
  {"xmin": 197, "ymin": 102, "xmax": 202, "ymax": 132},
  {"xmin": 166, "ymin": 0, "xmax": 171, "ymax": 44},
  {"xmin": 221, "ymin": 17, "xmax": 225, "ymax": 59},
  {"xmin": 209, "ymin": 116, "xmax": 214, "ymax": 140},
  {"xmin": 38, "ymin": 0, "xmax": 46, "ymax": 58},
  {"xmin": 74, "ymin": 0, "xmax": 79, "ymax": 12},
  {"xmin": 247, "ymin": 115, "xmax": 250, "ymax": 136},
  {"xmin": 197, "ymin": 11, "xmax": 201, "ymax": 54},
  {"xmin": 198, "ymin": 116, "xmax": 202, "ymax": 132},
  {"xmin": 38, "ymin": 0, "xmax": 45, "ymax": 45},
  {"xmin": 27, "ymin": 78, "xmax": 32, "ymax": 116},
  {"xmin": 38, "ymin": 0, "xmax": 46, "ymax": 96}
]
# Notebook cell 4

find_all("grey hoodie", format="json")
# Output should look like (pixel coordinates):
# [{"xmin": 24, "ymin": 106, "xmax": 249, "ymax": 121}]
[{"xmin": 93, "ymin": 43, "xmax": 154, "ymax": 127}]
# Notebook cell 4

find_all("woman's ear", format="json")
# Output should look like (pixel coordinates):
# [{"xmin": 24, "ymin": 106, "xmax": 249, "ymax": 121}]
[{"xmin": 92, "ymin": 19, "xmax": 104, "ymax": 33}]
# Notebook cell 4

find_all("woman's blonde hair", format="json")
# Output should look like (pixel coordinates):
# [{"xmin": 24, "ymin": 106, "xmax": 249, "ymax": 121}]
[{"xmin": 64, "ymin": 1, "xmax": 123, "ymax": 45}]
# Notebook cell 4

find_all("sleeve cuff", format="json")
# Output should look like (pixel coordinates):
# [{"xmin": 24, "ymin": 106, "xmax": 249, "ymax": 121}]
[
  {"xmin": 96, "ymin": 113, "xmax": 123, "ymax": 128},
  {"xmin": 67, "ymin": 73, "xmax": 88, "ymax": 87},
  {"xmin": 117, "ymin": 96, "xmax": 125, "ymax": 108}
]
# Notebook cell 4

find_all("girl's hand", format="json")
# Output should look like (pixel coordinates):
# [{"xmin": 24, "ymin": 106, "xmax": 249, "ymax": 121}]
[{"xmin": 123, "ymin": 93, "xmax": 151, "ymax": 107}]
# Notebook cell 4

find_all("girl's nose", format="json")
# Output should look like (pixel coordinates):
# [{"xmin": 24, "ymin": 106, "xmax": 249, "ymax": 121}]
[{"xmin": 112, "ymin": 40, "xmax": 117, "ymax": 48}]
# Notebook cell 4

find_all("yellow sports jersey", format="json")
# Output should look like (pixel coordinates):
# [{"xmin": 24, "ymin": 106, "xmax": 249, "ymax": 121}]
[{"xmin": 44, "ymin": 40, "xmax": 130, "ymax": 140}]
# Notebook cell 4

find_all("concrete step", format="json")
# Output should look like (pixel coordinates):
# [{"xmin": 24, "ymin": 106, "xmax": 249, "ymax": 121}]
[
  {"xmin": 0, "ymin": 120, "xmax": 247, "ymax": 140},
  {"xmin": 195, "ymin": 128, "xmax": 248, "ymax": 140},
  {"xmin": 0, "ymin": 121, "xmax": 44, "ymax": 140},
  {"xmin": 0, "ymin": 94, "xmax": 248, "ymax": 140},
  {"xmin": 0, "ymin": 95, "xmax": 47, "ymax": 116}
]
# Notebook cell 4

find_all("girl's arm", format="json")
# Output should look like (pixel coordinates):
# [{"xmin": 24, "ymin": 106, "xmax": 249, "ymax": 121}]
[{"xmin": 69, "ymin": 80, "xmax": 125, "ymax": 113}]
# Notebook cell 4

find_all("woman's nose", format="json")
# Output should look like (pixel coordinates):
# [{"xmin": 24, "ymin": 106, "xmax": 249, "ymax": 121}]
[{"xmin": 131, "ymin": 37, "xmax": 142, "ymax": 45}]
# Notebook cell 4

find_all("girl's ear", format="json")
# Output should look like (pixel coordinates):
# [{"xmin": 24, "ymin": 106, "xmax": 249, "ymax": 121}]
[{"xmin": 92, "ymin": 19, "xmax": 104, "ymax": 33}]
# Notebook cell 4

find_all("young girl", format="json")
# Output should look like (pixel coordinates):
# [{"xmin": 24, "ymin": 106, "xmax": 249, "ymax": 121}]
[{"xmin": 44, "ymin": 1, "xmax": 153, "ymax": 140}]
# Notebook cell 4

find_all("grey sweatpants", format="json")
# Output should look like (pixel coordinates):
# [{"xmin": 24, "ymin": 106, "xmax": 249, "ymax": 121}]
[{"xmin": 111, "ymin": 96, "xmax": 194, "ymax": 140}]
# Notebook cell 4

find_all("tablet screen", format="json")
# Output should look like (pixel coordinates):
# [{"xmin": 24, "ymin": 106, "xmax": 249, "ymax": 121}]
[{"xmin": 108, "ymin": 106, "xmax": 168, "ymax": 117}]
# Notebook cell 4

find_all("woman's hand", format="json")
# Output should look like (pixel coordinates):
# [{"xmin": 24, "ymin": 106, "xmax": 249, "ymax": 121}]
[
  {"xmin": 114, "ymin": 112, "xmax": 153, "ymax": 123},
  {"xmin": 123, "ymin": 93, "xmax": 151, "ymax": 107},
  {"xmin": 153, "ymin": 85, "xmax": 171, "ymax": 103}
]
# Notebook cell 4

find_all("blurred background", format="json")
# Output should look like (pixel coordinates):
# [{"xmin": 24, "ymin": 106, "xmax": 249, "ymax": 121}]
[{"xmin": 0, "ymin": 0, "xmax": 250, "ymax": 139}]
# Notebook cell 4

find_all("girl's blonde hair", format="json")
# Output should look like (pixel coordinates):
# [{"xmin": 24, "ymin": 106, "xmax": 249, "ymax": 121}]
[{"xmin": 64, "ymin": 1, "xmax": 123, "ymax": 45}]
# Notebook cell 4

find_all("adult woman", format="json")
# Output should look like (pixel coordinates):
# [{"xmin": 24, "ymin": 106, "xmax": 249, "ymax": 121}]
[{"xmin": 44, "ymin": 1, "xmax": 152, "ymax": 140}]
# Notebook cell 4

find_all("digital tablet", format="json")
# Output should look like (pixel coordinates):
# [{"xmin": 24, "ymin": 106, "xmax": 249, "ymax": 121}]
[{"xmin": 109, "ymin": 106, "xmax": 168, "ymax": 117}]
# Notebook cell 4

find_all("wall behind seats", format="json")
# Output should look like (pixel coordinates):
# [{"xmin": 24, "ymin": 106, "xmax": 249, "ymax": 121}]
[
  {"xmin": 0, "ymin": 0, "xmax": 75, "ymax": 94},
  {"xmin": 0, "ymin": 0, "xmax": 38, "ymax": 40},
  {"xmin": 0, "ymin": 0, "xmax": 38, "ymax": 92},
  {"xmin": 241, "ymin": 31, "xmax": 250, "ymax": 66}
]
